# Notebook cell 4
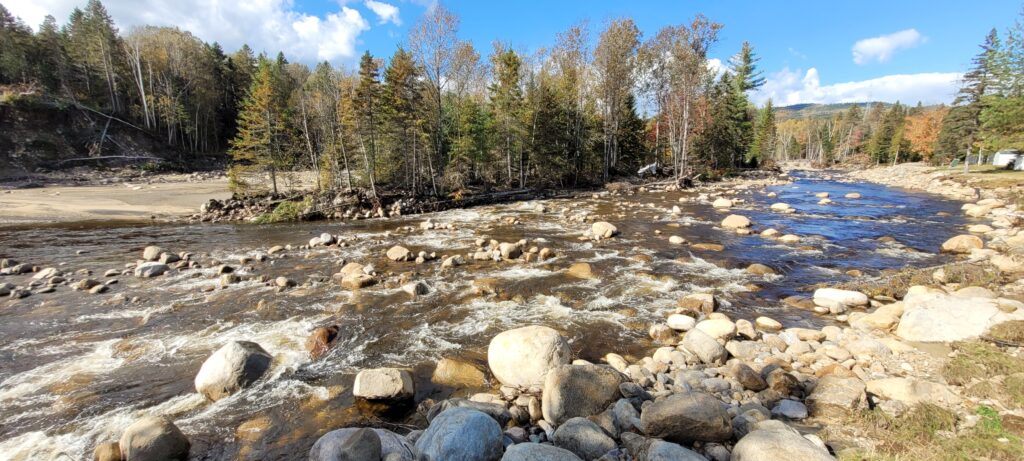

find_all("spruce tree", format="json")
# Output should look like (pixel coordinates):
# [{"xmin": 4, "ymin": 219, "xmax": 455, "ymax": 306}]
[
  {"xmin": 748, "ymin": 99, "xmax": 777, "ymax": 165},
  {"xmin": 229, "ymin": 59, "xmax": 291, "ymax": 194}
]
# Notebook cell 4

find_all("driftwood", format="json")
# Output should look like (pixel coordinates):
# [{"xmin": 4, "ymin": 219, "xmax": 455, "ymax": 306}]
[{"xmin": 57, "ymin": 155, "xmax": 165, "ymax": 165}]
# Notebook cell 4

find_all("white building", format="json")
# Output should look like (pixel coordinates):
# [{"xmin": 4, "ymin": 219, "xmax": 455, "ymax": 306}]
[{"xmin": 992, "ymin": 149, "xmax": 1023, "ymax": 168}]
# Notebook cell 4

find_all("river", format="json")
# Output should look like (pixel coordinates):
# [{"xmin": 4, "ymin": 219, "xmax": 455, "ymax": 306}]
[{"xmin": 0, "ymin": 172, "xmax": 969, "ymax": 460}]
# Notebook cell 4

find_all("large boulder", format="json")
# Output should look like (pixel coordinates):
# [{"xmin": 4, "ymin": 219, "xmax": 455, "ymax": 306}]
[
  {"xmin": 806, "ymin": 376, "xmax": 867, "ymax": 418},
  {"xmin": 498, "ymin": 242, "xmax": 523, "ymax": 260},
  {"xmin": 432, "ymin": 358, "xmax": 487, "ymax": 388},
  {"xmin": 639, "ymin": 392, "xmax": 732, "ymax": 443},
  {"xmin": 941, "ymin": 235, "xmax": 983, "ymax": 254},
  {"xmin": 501, "ymin": 443, "xmax": 583, "ymax": 461},
  {"xmin": 426, "ymin": 398, "xmax": 512, "ymax": 427},
  {"xmin": 551, "ymin": 417, "xmax": 617, "ymax": 460},
  {"xmin": 896, "ymin": 291, "xmax": 1024, "ymax": 342},
  {"xmin": 488, "ymin": 326, "xmax": 572, "ymax": 388},
  {"xmin": 712, "ymin": 198, "xmax": 733, "ymax": 209},
  {"xmin": 353, "ymin": 368, "xmax": 415, "ymax": 401},
  {"xmin": 119, "ymin": 416, "xmax": 190, "ymax": 461},
  {"xmin": 645, "ymin": 440, "xmax": 706, "ymax": 461},
  {"xmin": 310, "ymin": 427, "xmax": 418, "ymax": 461},
  {"xmin": 93, "ymin": 442, "xmax": 122, "ymax": 461},
  {"xmin": 542, "ymin": 364, "xmax": 626, "ymax": 425},
  {"xmin": 865, "ymin": 377, "xmax": 962, "ymax": 406},
  {"xmin": 592, "ymin": 222, "xmax": 619, "ymax": 239},
  {"xmin": 721, "ymin": 214, "xmax": 751, "ymax": 229},
  {"xmin": 414, "ymin": 407, "xmax": 503, "ymax": 461},
  {"xmin": 194, "ymin": 341, "xmax": 273, "ymax": 401},
  {"xmin": 680, "ymin": 328, "xmax": 727, "ymax": 365},
  {"xmin": 142, "ymin": 246, "xmax": 163, "ymax": 261},
  {"xmin": 732, "ymin": 425, "xmax": 835, "ymax": 461},
  {"xmin": 387, "ymin": 246, "xmax": 413, "ymax": 262}
]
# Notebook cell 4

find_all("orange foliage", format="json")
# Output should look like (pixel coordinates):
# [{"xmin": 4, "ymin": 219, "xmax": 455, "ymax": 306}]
[{"xmin": 905, "ymin": 106, "xmax": 949, "ymax": 160}]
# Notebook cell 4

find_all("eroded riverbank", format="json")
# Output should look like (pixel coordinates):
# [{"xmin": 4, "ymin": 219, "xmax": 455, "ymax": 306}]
[{"xmin": 0, "ymin": 170, "xmax": 1002, "ymax": 460}]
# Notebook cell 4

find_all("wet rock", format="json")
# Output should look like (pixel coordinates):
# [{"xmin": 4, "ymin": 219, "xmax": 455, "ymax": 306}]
[
  {"xmin": 311, "ymin": 427, "xmax": 417, "ymax": 461},
  {"xmin": 432, "ymin": 358, "xmax": 487, "ymax": 388},
  {"xmin": 770, "ymin": 202, "xmax": 791, "ymax": 212},
  {"xmin": 755, "ymin": 316, "xmax": 782, "ymax": 332},
  {"xmin": 499, "ymin": 242, "xmax": 523, "ymax": 259},
  {"xmin": 845, "ymin": 192, "xmax": 862, "ymax": 199},
  {"xmin": 219, "ymin": 273, "xmax": 240, "ymax": 287},
  {"xmin": 730, "ymin": 362, "xmax": 767, "ymax": 391},
  {"xmin": 712, "ymin": 198, "xmax": 733, "ymax": 208},
  {"xmin": 567, "ymin": 262, "xmax": 596, "ymax": 279},
  {"xmin": 142, "ymin": 246, "xmax": 163, "ymax": 261},
  {"xmin": 667, "ymin": 314, "xmax": 696, "ymax": 331},
  {"xmin": 275, "ymin": 276, "xmax": 296, "ymax": 288},
  {"xmin": 732, "ymin": 425, "xmax": 834, "ymax": 461},
  {"xmin": 119, "ymin": 416, "xmax": 190, "ymax": 461},
  {"xmin": 32, "ymin": 267, "xmax": 61, "ymax": 279},
  {"xmin": 354, "ymin": 368, "xmax": 415, "ymax": 401},
  {"xmin": 639, "ymin": 392, "xmax": 732, "ymax": 443},
  {"xmin": 414, "ymin": 407, "xmax": 502, "ymax": 461},
  {"xmin": 402, "ymin": 281, "xmax": 431, "ymax": 297},
  {"xmin": 941, "ymin": 234, "xmax": 983, "ymax": 253},
  {"xmin": 807, "ymin": 376, "xmax": 867, "ymax": 417},
  {"xmin": 746, "ymin": 263, "xmax": 776, "ymax": 275},
  {"xmin": 592, "ymin": 222, "xmax": 619, "ymax": 239},
  {"xmin": 551, "ymin": 417, "xmax": 617, "ymax": 460},
  {"xmin": 501, "ymin": 443, "xmax": 583, "ymax": 460},
  {"xmin": 695, "ymin": 318, "xmax": 736, "ymax": 341},
  {"xmin": 194, "ymin": 341, "xmax": 273, "ymax": 401},
  {"xmin": 542, "ymin": 364, "xmax": 626, "ymax": 425},
  {"xmin": 134, "ymin": 262, "xmax": 169, "ymax": 278},
  {"xmin": 678, "ymin": 293, "xmax": 718, "ymax": 315},
  {"xmin": 680, "ymin": 328, "xmax": 727, "ymax": 365},
  {"xmin": 721, "ymin": 214, "xmax": 751, "ymax": 229},
  {"xmin": 488, "ymin": 325, "xmax": 572, "ymax": 388},
  {"xmin": 387, "ymin": 246, "xmax": 413, "ymax": 262},
  {"xmin": 93, "ymin": 442, "xmax": 122, "ymax": 461},
  {"xmin": 305, "ymin": 325, "xmax": 339, "ymax": 359},
  {"xmin": 649, "ymin": 323, "xmax": 677, "ymax": 343},
  {"xmin": 813, "ymin": 288, "xmax": 868, "ymax": 312},
  {"xmin": 268, "ymin": 245, "xmax": 284, "ymax": 255},
  {"xmin": 341, "ymin": 273, "xmax": 376, "ymax": 289}
]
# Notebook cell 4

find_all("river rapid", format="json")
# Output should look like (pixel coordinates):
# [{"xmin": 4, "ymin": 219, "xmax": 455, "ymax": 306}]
[{"xmin": 0, "ymin": 172, "xmax": 971, "ymax": 460}]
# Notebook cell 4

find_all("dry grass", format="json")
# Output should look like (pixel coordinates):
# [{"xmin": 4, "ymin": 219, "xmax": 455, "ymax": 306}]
[
  {"xmin": 943, "ymin": 342, "xmax": 1024, "ymax": 386},
  {"xmin": 833, "ymin": 263, "xmax": 1000, "ymax": 299},
  {"xmin": 988, "ymin": 320, "xmax": 1024, "ymax": 344},
  {"xmin": 835, "ymin": 404, "xmax": 1024, "ymax": 461}
]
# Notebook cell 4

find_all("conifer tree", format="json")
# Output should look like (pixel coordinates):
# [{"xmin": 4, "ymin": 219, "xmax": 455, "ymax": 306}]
[{"xmin": 229, "ymin": 59, "xmax": 292, "ymax": 194}]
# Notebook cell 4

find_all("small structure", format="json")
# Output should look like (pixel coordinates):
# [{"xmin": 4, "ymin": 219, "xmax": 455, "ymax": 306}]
[{"xmin": 992, "ymin": 149, "xmax": 1023, "ymax": 169}]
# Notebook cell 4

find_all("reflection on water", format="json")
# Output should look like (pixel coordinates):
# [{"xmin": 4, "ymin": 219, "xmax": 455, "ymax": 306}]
[{"xmin": 0, "ymin": 172, "xmax": 970, "ymax": 460}]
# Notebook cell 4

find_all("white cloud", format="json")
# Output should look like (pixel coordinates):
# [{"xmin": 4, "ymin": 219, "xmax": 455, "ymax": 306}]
[
  {"xmin": 6, "ymin": 0, "xmax": 370, "ymax": 64},
  {"xmin": 365, "ymin": 0, "xmax": 401, "ymax": 25},
  {"xmin": 852, "ymin": 28, "xmax": 926, "ymax": 65},
  {"xmin": 753, "ymin": 67, "xmax": 962, "ymax": 106},
  {"xmin": 707, "ymin": 58, "xmax": 725, "ymax": 77}
]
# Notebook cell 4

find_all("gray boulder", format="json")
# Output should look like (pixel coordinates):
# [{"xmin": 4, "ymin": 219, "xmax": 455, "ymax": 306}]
[
  {"xmin": 414, "ymin": 407, "xmax": 502, "ymax": 461},
  {"xmin": 542, "ymin": 364, "xmax": 626, "ymax": 425},
  {"xmin": 134, "ymin": 262, "xmax": 169, "ymax": 278},
  {"xmin": 119, "ymin": 416, "xmax": 190, "ymax": 461},
  {"xmin": 501, "ymin": 443, "xmax": 583, "ymax": 461},
  {"xmin": 194, "ymin": 341, "xmax": 272, "ymax": 401},
  {"xmin": 646, "ymin": 440, "xmax": 707, "ymax": 461},
  {"xmin": 488, "ymin": 326, "xmax": 572, "ymax": 388},
  {"xmin": 551, "ymin": 417, "xmax": 616, "ymax": 460},
  {"xmin": 806, "ymin": 376, "xmax": 867, "ymax": 418},
  {"xmin": 732, "ymin": 425, "xmax": 835, "ymax": 461},
  {"xmin": 310, "ymin": 427, "xmax": 418, "ymax": 461},
  {"xmin": 639, "ymin": 392, "xmax": 732, "ymax": 443},
  {"xmin": 426, "ymin": 398, "xmax": 512, "ymax": 427},
  {"xmin": 353, "ymin": 368, "xmax": 415, "ymax": 401},
  {"xmin": 681, "ymin": 329, "xmax": 727, "ymax": 364}
]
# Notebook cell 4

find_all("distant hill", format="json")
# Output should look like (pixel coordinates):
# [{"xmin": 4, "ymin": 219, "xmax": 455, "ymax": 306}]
[{"xmin": 776, "ymin": 102, "xmax": 889, "ymax": 120}]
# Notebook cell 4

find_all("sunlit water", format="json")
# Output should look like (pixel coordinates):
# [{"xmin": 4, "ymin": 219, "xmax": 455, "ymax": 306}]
[{"xmin": 0, "ymin": 172, "xmax": 971, "ymax": 460}]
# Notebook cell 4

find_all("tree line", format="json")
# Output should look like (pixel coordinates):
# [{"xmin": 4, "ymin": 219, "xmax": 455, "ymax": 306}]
[
  {"xmin": 770, "ymin": 10, "xmax": 1024, "ymax": 167},
  {"xmin": 1, "ymin": 1, "xmax": 779, "ymax": 197}
]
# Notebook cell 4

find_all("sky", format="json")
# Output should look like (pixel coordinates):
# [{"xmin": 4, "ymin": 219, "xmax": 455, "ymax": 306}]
[{"xmin": 5, "ymin": 0, "xmax": 1023, "ymax": 106}]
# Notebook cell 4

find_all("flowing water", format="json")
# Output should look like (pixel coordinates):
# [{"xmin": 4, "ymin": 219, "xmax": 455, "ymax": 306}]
[{"xmin": 0, "ymin": 173, "xmax": 970, "ymax": 460}]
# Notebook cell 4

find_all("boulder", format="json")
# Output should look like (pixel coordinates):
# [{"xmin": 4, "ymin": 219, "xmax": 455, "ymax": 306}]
[
  {"xmin": 432, "ymin": 358, "xmax": 487, "ymax": 388},
  {"xmin": 807, "ymin": 376, "xmax": 867, "ymax": 417},
  {"xmin": 813, "ymin": 288, "xmax": 868, "ymax": 311},
  {"xmin": 941, "ymin": 235, "xmax": 983, "ymax": 254},
  {"xmin": 499, "ymin": 243, "xmax": 523, "ymax": 259},
  {"xmin": 414, "ymin": 407, "xmax": 502, "ymax": 461},
  {"xmin": 845, "ymin": 192, "xmax": 862, "ymax": 199},
  {"xmin": 667, "ymin": 314, "xmax": 696, "ymax": 331},
  {"xmin": 341, "ymin": 273, "xmax": 376, "ymax": 289},
  {"xmin": 551, "ymin": 417, "xmax": 617, "ymax": 460},
  {"xmin": 119, "ymin": 416, "xmax": 190, "ymax": 461},
  {"xmin": 134, "ymin": 262, "xmax": 169, "ymax": 278},
  {"xmin": 732, "ymin": 426, "xmax": 834, "ymax": 461},
  {"xmin": 694, "ymin": 318, "xmax": 736, "ymax": 341},
  {"xmin": 721, "ymin": 214, "xmax": 751, "ymax": 229},
  {"xmin": 712, "ymin": 198, "xmax": 733, "ymax": 208},
  {"xmin": 644, "ymin": 440, "xmax": 706, "ymax": 461},
  {"xmin": 93, "ymin": 442, "xmax": 122, "ymax": 461},
  {"xmin": 669, "ymin": 235, "xmax": 687, "ymax": 245},
  {"xmin": 542, "ymin": 364, "xmax": 626, "ymax": 425},
  {"xmin": 387, "ymin": 246, "xmax": 413, "ymax": 262},
  {"xmin": 310, "ymin": 427, "xmax": 418, "ymax": 461},
  {"xmin": 865, "ymin": 378, "xmax": 962, "ymax": 406},
  {"xmin": 746, "ymin": 263, "xmax": 776, "ymax": 275},
  {"xmin": 896, "ymin": 291, "xmax": 1024, "ymax": 342},
  {"xmin": 771, "ymin": 399, "xmax": 808, "ymax": 419},
  {"xmin": 194, "ymin": 341, "xmax": 273, "ymax": 401},
  {"xmin": 639, "ymin": 392, "xmax": 732, "ymax": 443},
  {"xmin": 426, "ymin": 399, "xmax": 512, "ymax": 427},
  {"xmin": 755, "ymin": 316, "xmax": 782, "ymax": 331},
  {"xmin": 770, "ymin": 202, "xmax": 791, "ymax": 212},
  {"xmin": 353, "ymin": 368, "xmax": 415, "ymax": 401},
  {"xmin": 305, "ymin": 325, "xmax": 340, "ymax": 359},
  {"xmin": 592, "ymin": 222, "xmax": 619, "ymax": 239},
  {"xmin": 680, "ymin": 328, "xmax": 727, "ymax": 365},
  {"xmin": 142, "ymin": 246, "xmax": 163, "ymax": 261},
  {"xmin": 501, "ymin": 443, "xmax": 583, "ymax": 461},
  {"xmin": 487, "ymin": 326, "xmax": 572, "ymax": 388},
  {"xmin": 678, "ymin": 293, "xmax": 718, "ymax": 315},
  {"xmin": 730, "ymin": 362, "xmax": 767, "ymax": 391}
]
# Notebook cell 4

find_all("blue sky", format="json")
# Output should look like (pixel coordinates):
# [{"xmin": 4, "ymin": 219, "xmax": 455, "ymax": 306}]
[{"xmin": 9, "ymin": 0, "xmax": 1023, "ymax": 105}]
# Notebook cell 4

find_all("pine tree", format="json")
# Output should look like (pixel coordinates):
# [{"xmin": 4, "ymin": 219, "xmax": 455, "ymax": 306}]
[
  {"xmin": 229, "ymin": 59, "xmax": 292, "ymax": 195},
  {"xmin": 0, "ymin": 4, "xmax": 34, "ymax": 84},
  {"xmin": 353, "ymin": 51, "xmax": 381, "ymax": 198},
  {"xmin": 382, "ymin": 47, "xmax": 424, "ymax": 192},
  {"xmin": 936, "ymin": 29, "xmax": 1001, "ymax": 161},
  {"xmin": 488, "ymin": 46, "xmax": 524, "ymax": 186},
  {"xmin": 748, "ymin": 99, "xmax": 776, "ymax": 165}
]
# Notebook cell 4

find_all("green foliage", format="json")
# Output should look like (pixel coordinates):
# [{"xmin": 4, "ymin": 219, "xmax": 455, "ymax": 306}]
[{"xmin": 253, "ymin": 197, "xmax": 312, "ymax": 224}]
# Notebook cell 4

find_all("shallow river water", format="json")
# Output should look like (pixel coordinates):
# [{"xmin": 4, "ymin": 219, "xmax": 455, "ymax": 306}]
[{"xmin": 0, "ymin": 172, "xmax": 971, "ymax": 460}]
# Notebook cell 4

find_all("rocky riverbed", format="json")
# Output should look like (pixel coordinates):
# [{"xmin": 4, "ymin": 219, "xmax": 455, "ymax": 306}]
[{"xmin": 1, "ymin": 169, "xmax": 1022, "ymax": 460}]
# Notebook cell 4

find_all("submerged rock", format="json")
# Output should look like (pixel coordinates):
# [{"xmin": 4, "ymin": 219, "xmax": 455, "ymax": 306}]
[{"xmin": 306, "ymin": 325, "xmax": 340, "ymax": 359}]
